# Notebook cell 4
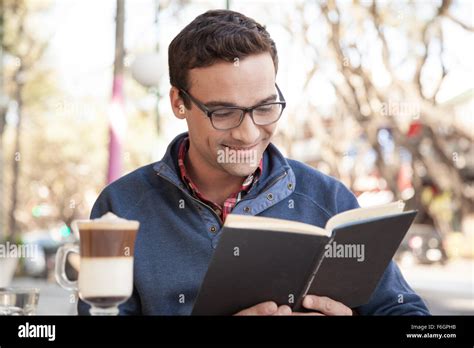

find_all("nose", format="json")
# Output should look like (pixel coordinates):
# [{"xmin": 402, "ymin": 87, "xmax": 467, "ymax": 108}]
[{"xmin": 230, "ymin": 111, "xmax": 260, "ymax": 145}]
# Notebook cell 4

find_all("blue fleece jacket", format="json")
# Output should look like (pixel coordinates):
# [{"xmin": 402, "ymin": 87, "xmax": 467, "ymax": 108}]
[{"xmin": 78, "ymin": 132, "xmax": 429, "ymax": 315}]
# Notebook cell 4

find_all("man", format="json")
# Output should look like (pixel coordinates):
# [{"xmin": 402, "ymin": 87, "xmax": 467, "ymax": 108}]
[{"xmin": 78, "ymin": 9, "xmax": 429, "ymax": 315}]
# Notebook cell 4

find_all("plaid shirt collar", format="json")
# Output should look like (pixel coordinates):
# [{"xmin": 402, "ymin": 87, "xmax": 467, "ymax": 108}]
[{"xmin": 177, "ymin": 136, "xmax": 263, "ymax": 223}]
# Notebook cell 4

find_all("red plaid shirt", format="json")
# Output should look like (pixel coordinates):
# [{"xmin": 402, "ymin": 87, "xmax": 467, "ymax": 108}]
[{"xmin": 178, "ymin": 137, "xmax": 263, "ymax": 223}]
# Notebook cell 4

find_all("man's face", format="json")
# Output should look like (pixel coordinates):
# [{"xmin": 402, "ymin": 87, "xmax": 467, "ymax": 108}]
[{"xmin": 171, "ymin": 52, "xmax": 278, "ymax": 177}]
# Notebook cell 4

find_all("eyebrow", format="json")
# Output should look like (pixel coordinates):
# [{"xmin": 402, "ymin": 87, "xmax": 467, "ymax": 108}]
[{"xmin": 204, "ymin": 94, "xmax": 278, "ymax": 108}]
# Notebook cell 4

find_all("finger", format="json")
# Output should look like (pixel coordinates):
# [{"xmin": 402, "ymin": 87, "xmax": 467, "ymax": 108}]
[
  {"xmin": 303, "ymin": 295, "xmax": 352, "ymax": 316},
  {"xmin": 234, "ymin": 301, "xmax": 278, "ymax": 316},
  {"xmin": 291, "ymin": 311, "xmax": 325, "ymax": 316},
  {"xmin": 273, "ymin": 305, "xmax": 292, "ymax": 316}
]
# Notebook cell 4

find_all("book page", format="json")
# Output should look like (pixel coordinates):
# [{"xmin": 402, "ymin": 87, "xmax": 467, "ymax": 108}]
[
  {"xmin": 325, "ymin": 201, "xmax": 405, "ymax": 232},
  {"xmin": 225, "ymin": 214, "xmax": 330, "ymax": 236}
]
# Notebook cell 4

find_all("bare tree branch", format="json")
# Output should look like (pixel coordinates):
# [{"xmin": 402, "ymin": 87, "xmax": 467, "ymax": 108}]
[
  {"xmin": 445, "ymin": 12, "xmax": 474, "ymax": 31},
  {"xmin": 430, "ymin": 23, "xmax": 448, "ymax": 103}
]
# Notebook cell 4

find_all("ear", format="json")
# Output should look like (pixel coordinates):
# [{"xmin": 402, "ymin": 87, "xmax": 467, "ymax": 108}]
[{"xmin": 169, "ymin": 86, "xmax": 187, "ymax": 120}]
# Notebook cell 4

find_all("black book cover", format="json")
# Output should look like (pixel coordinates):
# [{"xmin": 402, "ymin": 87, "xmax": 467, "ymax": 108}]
[{"xmin": 192, "ymin": 210, "xmax": 417, "ymax": 315}]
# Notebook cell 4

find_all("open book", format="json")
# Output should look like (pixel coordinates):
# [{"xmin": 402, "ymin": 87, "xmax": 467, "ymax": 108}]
[{"xmin": 192, "ymin": 201, "xmax": 417, "ymax": 315}]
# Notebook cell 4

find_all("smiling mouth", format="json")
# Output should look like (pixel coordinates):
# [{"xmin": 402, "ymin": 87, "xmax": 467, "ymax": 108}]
[{"xmin": 222, "ymin": 143, "xmax": 260, "ymax": 151}]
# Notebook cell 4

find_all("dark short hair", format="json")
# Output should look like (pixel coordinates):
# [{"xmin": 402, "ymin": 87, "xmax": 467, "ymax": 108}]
[{"xmin": 168, "ymin": 9, "xmax": 278, "ymax": 108}]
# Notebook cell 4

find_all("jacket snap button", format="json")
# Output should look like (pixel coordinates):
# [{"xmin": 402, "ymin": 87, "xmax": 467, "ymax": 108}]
[
  {"xmin": 267, "ymin": 193, "xmax": 274, "ymax": 201},
  {"xmin": 243, "ymin": 206, "xmax": 251, "ymax": 213},
  {"xmin": 287, "ymin": 183, "xmax": 293, "ymax": 190},
  {"xmin": 209, "ymin": 226, "xmax": 217, "ymax": 233}
]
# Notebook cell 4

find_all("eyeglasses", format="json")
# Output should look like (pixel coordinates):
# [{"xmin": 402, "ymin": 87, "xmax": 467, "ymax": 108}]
[{"xmin": 178, "ymin": 84, "xmax": 286, "ymax": 130}]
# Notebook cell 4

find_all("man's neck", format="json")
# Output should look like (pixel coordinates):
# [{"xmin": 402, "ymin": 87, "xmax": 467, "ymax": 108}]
[{"xmin": 185, "ymin": 145, "xmax": 244, "ymax": 206}]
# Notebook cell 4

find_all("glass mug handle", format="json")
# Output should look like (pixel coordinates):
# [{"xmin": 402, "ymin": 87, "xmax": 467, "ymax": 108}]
[{"xmin": 55, "ymin": 244, "xmax": 79, "ymax": 291}]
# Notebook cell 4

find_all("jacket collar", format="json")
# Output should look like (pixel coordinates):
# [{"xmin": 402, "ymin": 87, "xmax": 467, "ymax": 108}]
[{"xmin": 153, "ymin": 132, "xmax": 294, "ymax": 198}]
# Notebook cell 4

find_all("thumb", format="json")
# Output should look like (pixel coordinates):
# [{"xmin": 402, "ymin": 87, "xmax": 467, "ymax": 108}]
[{"xmin": 234, "ymin": 301, "xmax": 278, "ymax": 316}]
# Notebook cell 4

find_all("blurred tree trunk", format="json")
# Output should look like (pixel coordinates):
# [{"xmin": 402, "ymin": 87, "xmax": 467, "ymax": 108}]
[
  {"xmin": 107, "ymin": 0, "xmax": 125, "ymax": 184},
  {"xmin": 8, "ymin": 66, "xmax": 24, "ymax": 240},
  {"xmin": 0, "ymin": 0, "xmax": 6, "ymax": 240},
  {"xmin": 2, "ymin": 0, "xmax": 49, "ymax": 239}
]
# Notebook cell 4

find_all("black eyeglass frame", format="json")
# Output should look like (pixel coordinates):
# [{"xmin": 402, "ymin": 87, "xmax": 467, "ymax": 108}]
[{"xmin": 178, "ymin": 84, "xmax": 286, "ymax": 130}]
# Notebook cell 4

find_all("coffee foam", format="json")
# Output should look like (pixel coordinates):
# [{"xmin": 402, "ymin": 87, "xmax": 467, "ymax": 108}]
[{"xmin": 76, "ymin": 212, "xmax": 139, "ymax": 230}]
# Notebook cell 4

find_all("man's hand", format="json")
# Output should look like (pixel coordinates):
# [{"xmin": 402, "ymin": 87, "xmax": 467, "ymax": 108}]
[
  {"xmin": 233, "ymin": 296, "xmax": 352, "ymax": 316},
  {"xmin": 234, "ymin": 301, "xmax": 291, "ymax": 316},
  {"xmin": 291, "ymin": 295, "xmax": 353, "ymax": 316}
]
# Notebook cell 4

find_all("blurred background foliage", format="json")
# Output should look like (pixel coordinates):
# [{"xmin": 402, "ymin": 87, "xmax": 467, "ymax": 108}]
[{"xmin": 0, "ymin": 0, "xmax": 472, "ymax": 259}]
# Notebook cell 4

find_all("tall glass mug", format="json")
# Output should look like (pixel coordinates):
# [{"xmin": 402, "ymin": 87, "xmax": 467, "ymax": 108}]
[{"xmin": 55, "ymin": 213, "xmax": 139, "ymax": 315}]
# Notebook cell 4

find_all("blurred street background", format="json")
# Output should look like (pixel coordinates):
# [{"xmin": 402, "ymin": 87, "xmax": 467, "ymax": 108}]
[
  {"xmin": 10, "ymin": 258, "xmax": 473, "ymax": 315},
  {"xmin": 1, "ymin": 0, "xmax": 473, "ymax": 315}
]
